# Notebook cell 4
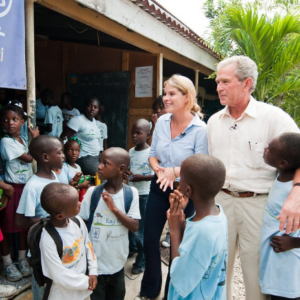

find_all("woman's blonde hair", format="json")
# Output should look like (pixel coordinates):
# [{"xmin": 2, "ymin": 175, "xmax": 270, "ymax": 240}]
[{"xmin": 164, "ymin": 74, "xmax": 203, "ymax": 118}]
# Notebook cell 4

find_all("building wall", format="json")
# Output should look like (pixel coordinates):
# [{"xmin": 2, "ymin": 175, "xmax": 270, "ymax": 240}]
[{"xmin": 35, "ymin": 40, "xmax": 156, "ymax": 149}]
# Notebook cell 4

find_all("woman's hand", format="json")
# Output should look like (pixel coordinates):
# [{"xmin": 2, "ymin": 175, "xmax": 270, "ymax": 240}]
[{"xmin": 156, "ymin": 166, "xmax": 176, "ymax": 191}]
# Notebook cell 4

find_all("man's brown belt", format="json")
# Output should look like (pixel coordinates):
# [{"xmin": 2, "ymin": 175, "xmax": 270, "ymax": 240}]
[{"xmin": 221, "ymin": 188, "xmax": 265, "ymax": 198}]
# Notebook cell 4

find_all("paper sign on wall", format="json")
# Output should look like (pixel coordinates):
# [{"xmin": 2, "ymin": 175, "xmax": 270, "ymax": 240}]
[{"xmin": 135, "ymin": 66, "xmax": 153, "ymax": 98}]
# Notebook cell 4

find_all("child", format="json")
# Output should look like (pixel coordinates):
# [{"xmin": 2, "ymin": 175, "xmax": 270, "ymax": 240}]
[
  {"xmin": 79, "ymin": 147, "xmax": 140, "ymax": 300},
  {"xmin": 39, "ymin": 182, "xmax": 97, "ymax": 300},
  {"xmin": 125, "ymin": 119, "xmax": 154, "ymax": 274},
  {"xmin": 16, "ymin": 135, "xmax": 64, "ymax": 300},
  {"xmin": 167, "ymin": 154, "xmax": 228, "ymax": 300},
  {"xmin": 0, "ymin": 102, "xmax": 39, "ymax": 281},
  {"xmin": 43, "ymin": 89, "xmax": 64, "ymax": 138},
  {"xmin": 95, "ymin": 105, "xmax": 108, "ymax": 152},
  {"xmin": 260, "ymin": 133, "xmax": 300, "ymax": 300},
  {"xmin": 61, "ymin": 92, "xmax": 80, "ymax": 129},
  {"xmin": 0, "ymin": 180, "xmax": 17, "ymax": 297},
  {"xmin": 62, "ymin": 138, "xmax": 90, "ymax": 189}
]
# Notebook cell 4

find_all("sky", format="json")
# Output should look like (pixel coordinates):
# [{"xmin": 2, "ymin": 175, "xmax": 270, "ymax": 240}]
[{"xmin": 155, "ymin": 0, "xmax": 211, "ymax": 37}]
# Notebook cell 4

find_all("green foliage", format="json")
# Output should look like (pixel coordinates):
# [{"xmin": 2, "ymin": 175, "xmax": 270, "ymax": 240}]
[{"xmin": 203, "ymin": 0, "xmax": 300, "ymax": 126}]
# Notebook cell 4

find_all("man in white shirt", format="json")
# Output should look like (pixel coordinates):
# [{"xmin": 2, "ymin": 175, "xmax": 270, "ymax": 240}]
[{"xmin": 207, "ymin": 56, "xmax": 300, "ymax": 300}]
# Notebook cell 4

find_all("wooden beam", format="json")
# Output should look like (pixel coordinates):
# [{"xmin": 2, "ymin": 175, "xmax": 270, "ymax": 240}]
[
  {"xmin": 25, "ymin": 0, "xmax": 36, "ymax": 130},
  {"xmin": 37, "ymin": 0, "xmax": 213, "ymax": 75},
  {"xmin": 122, "ymin": 52, "xmax": 129, "ymax": 71},
  {"xmin": 156, "ymin": 53, "xmax": 163, "ymax": 96},
  {"xmin": 195, "ymin": 70, "xmax": 199, "ymax": 94}
]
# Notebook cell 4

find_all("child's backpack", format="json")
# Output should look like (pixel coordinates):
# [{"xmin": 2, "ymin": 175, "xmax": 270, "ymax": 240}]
[
  {"xmin": 87, "ymin": 182, "xmax": 133, "ymax": 232},
  {"xmin": 27, "ymin": 217, "xmax": 80, "ymax": 300}
]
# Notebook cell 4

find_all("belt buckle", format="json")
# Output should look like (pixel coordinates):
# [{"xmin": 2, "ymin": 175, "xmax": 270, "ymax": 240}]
[{"xmin": 230, "ymin": 191, "xmax": 240, "ymax": 197}]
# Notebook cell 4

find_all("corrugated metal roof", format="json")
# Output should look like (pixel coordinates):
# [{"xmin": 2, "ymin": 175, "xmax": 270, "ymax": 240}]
[{"xmin": 129, "ymin": 0, "xmax": 221, "ymax": 59}]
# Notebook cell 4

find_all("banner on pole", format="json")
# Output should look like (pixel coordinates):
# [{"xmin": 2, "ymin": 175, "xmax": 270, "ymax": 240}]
[{"xmin": 0, "ymin": 0, "xmax": 26, "ymax": 90}]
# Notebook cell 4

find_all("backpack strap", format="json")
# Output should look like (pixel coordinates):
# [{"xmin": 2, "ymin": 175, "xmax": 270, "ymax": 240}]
[
  {"xmin": 123, "ymin": 184, "xmax": 133, "ymax": 214},
  {"xmin": 87, "ymin": 183, "xmax": 105, "ymax": 232},
  {"xmin": 70, "ymin": 217, "xmax": 81, "ymax": 228},
  {"xmin": 43, "ymin": 221, "xmax": 63, "ymax": 300}
]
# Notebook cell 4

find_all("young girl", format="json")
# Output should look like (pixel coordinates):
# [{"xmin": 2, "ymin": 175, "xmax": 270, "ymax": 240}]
[
  {"xmin": 0, "ymin": 101, "xmax": 39, "ymax": 281},
  {"xmin": 62, "ymin": 137, "xmax": 91, "ymax": 190}
]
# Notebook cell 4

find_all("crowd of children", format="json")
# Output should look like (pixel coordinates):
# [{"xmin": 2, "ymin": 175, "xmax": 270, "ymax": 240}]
[{"xmin": 0, "ymin": 86, "xmax": 300, "ymax": 300}]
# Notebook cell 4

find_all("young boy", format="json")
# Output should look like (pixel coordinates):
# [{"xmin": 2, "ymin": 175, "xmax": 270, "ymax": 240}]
[
  {"xmin": 79, "ymin": 147, "xmax": 140, "ymax": 300},
  {"xmin": 43, "ymin": 89, "xmax": 64, "ymax": 138},
  {"xmin": 125, "ymin": 119, "xmax": 154, "ymax": 274},
  {"xmin": 39, "ymin": 182, "xmax": 97, "ymax": 300},
  {"xmin": 16, "ymin": 135, "xmax": 64, "ymax": 300},
  {"xmin": 260, "ymin": 133, "xmax": 300, "ymax": 300},
  {"xmin": 167, "ymin": 154, "xmax": 228, "ymax": 300}
]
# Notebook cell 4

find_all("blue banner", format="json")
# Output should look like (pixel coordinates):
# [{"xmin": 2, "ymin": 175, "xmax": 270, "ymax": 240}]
[{"xmin": 0, "ymin": 0, "xmax": 26, "ymax": 89}]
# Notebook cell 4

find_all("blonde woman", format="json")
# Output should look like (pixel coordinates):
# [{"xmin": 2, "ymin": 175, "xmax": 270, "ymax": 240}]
[{"xmin": 136, "ymin": 75, "xmax": 208, "ymax": 300}]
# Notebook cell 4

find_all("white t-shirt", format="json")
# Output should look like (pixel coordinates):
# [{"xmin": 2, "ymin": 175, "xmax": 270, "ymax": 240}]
[
  {"xmin": 79, "ymin": 185, "xmax": 140, "ymax": 275},
  {"xmin": 67, "ymin": 114, "xmax": 101, "ymax": 157},
  {"xmin": 96, "ymin": 121, "xmax": 108, "ymax": 152},
  {"xmin": 0, "ymin": 136, "xmax": 33, "ymax": 184},
  {"xmin": 65, "ymin": 162, "xmax": 82, "ymax": 179},
  {"xmin": 40, "ymin": 217, "xmax": 98, "ymax": 300},
  {"xmin": 62, "ymin": 108, "xmax": 80, "ymax": 121},
  {"xmin": 44, "ymin": 106, "xmax": 64, "ymax": 137},
  {"xmin": 16, "ymin": 173, "xmax": 59, "ymax": 218},
  {"xmin": 128, "ymin": 147, "xmax": 153, "ymax": 195}
]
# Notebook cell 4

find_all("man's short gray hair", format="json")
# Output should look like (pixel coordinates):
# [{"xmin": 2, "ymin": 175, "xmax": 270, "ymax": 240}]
[{"xmin": 217, "ymin": 56, "xmax": 258, "ymax": 93}]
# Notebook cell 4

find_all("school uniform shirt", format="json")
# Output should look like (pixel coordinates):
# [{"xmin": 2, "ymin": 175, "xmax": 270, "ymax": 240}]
[
  {"xmin": 56, "ymin": 163, "xmax": 74, "ymax": 184},
  {"xmin": 79, "ymin": 186, "xmax": 140, "ymax": 275},
  {"xmin": 0, "ymin": 136, "xmax": 33, "ymax": 183},
  {"xmin": 67, "ymin": 114, "xmax": 101, "ymax": 158},
  {"xmin": 16, "ymin": 172, "xmax": 59, "ymax": 218},
  {"xmin": 40, "ymin": 216, "xmax": 98, "ymax": 300},
  {"xmin": 62, "ymin": 108, "xmax": 80, "ymax": 121},
  {"xmin": 36, "ymin": 98, "xmax": 47, "ymax": 119},
  {"xmin": 168, "ymin": 206, "xmax": 228, "ymax": 300},
  {"xmin": 96, "ymin": 121, "xmax": 108, "ymax": 152},
  {"xmin": 65, "ymin": 162, "xmax": 82, "ymax": 178},
  {"xmin": 44, "ymin": 106, "xmax": 64, "ymax": 138},
  {"xmin": 128, "ymin": 147, "xmax": 154, "ymax": 195},
  {"xmin": 260, "ymin": 179, "xmax": 300, "ymax": 298}
]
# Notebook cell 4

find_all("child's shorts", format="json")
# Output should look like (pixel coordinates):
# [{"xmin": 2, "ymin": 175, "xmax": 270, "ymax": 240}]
[{"xmin": 0, "ymin": 183, "xmax": 28, "ymax": 233}]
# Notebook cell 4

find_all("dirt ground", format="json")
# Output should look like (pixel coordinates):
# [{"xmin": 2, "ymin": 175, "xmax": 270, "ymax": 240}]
[{"xmin": 234, "ymin": 257, "xmax": 246, "ymax": 299}]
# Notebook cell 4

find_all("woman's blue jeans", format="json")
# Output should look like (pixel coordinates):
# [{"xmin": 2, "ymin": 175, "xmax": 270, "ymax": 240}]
[{"xmin": 140, "ymin": 177, "xmax": 194, "ymax": 299}]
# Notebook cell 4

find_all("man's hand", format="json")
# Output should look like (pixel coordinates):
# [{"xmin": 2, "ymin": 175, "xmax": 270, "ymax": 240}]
[
  {"xmin": 278, "ymin": 187, "xmax": 300, "ymax": 234},
  {"xmin": 102, "ymin": 192, "xmax": 116, "ymax": 212},
  {"xmin": 269, "ymin": 235, "xmax": 297, "ymax": 253},
  {"xmin": 88, "ymin": 275, "xmax": 97, "ymax": 290}
]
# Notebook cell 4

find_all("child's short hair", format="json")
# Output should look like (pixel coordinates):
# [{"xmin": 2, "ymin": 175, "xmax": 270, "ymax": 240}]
[
  {"xmin": 278, "ymin": 133, "xmax": 300, "ymax": 169},
  {"xmin": 181, "ymin": 154, "xmax": 226, "ymax": 199},
  {"xmin": 104, "ymin": 147, "xmax": 130, "ymax": 169},
  {"xmin": 133, "ymin": 118, "xmax": 150, "ymax": 134},
  {"xmin": 29, "ymin": 135, "xmax": 61, "ymax": 162},
  {"xmin": 85, "ymin": 96, "xmax": 100, "ymax": 107},
  {"xmin": 41, "ymin": 183, "xmax": 74, "ymax": 215},
  {"xmin": 0, "ymin": 101, "xmax": 27, "ymax": 121},
  {"xmin": 152, "ymin": 95, "xmax": 164, "ymax": 111},
  {"xmin": 64, "ymin": 137, "xmax": 82, "ymax": 149}
]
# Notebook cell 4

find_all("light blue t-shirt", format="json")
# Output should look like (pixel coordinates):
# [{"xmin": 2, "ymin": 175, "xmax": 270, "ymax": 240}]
[
  {"xmin": 56, "ymin": 163, "xmax": 74, "ymax": 184},
  {"xmin": 168, "ymin": 205, "xmax": 228, "ymax": 300},
  {"xmin": 260, "ymin": 179, "xmax": 300, "ymax": 298},
  {"xmin": 149, "ymin": 113, "xmax": 208, "ymax": 170},
  {"xmin": 36, "ymin": 98, "xmax": 47, "ymax": 119},
  {"xmin": 16, "ymin": 172, "xmax": 59, "ymax": 218}
]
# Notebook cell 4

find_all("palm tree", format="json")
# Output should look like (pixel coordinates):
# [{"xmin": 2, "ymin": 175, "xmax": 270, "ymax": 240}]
[{"xmin": 218, "ymin": 6, "xmax": 300, "ymax": 103}]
